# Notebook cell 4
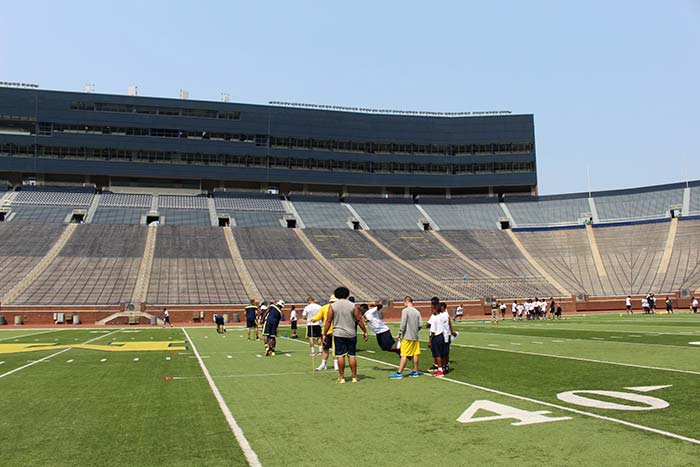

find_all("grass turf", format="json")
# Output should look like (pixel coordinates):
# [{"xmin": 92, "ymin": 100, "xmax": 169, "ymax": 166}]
[{"xmin": 1, "ymin": 313, "xmax": 699, "ymax": 466}]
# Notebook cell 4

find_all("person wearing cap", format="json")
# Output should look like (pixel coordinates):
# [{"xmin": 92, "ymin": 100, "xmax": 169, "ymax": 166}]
[
  {"xmin": 311, "ymin": 295, "xmax": 338, "ymax": 371},
  {"xmin": 323, "ymin": 286, "xmax": 369, "ymax": 384},
  {"xmin": 263, "ymin": 300, "xmax": 284, "ymax": 356}
]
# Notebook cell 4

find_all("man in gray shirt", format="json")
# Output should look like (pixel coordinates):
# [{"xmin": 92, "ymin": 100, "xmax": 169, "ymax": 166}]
[
  {"xmin": 389, "ymin": 296, "xmax": 423, "ymax": 379},
  {"xmin": 323, "ymin": 286, "xmax": 369, "ymax": 384}
]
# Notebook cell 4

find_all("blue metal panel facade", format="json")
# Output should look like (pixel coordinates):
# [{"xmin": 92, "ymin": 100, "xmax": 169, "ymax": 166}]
[{"xmin": 0, "ymin": 87, "xmax": 537, "ymax": 192}]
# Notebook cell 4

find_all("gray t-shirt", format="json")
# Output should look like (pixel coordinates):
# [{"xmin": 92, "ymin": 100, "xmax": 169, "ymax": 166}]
[
  {"xmin": 400, "ymin": 306, "xmax": 422, "ymax": 341},
  {"xmin": 332, "ymin": 299, "xmax": 357, "ymax": 338}
]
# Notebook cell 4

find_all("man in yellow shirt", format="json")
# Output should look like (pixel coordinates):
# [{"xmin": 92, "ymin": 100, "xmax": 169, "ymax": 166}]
[{"xmin": 311, "ymin": 295, "xmax": 338, "ymax": 371}]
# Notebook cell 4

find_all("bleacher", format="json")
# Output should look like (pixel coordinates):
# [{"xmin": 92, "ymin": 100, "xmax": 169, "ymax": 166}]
[
  {"xmin": 99, "ymin": 193, "xmax": 152, "ymax": 208},
  {"xmin": 657, "ymin": 218, "xmax": 700, "ymax": 292},
  {"xmin": 0, "ymin": 223, "xmax": 65, "ymax": 299},
  {"xmin": 11, "ymin": 225, "xmax": 146, "ymax": 305},
  {"xmin": 507, "ymin": 196, "xmax": 589, "ymax": 227},
  {"xmin": 160, "ymin": 209, "xmax": 210, "ymax": 226},
  {"xmin": 213, "ymin": 192, "xmax": 285, "ymax": 212},
  {"xmin": 420, "ymin": 199, "xmax": 504, "ymax": 230},
  {"xmin": 12, "ymin": 186, "xmax": 94, "ymax": 206},
  {"xmin": 8, "ymin": 206, "xmax": 77, "ymax": 223},
  {"xmin": 346, "ymin": 198, "xmax": 423, "ymax": 230},
  {"xmin": 689, "ymin": 186, "xmax": 700, "ymax": 215},
  {"xmin": 289, "ymin": 196, "xmax": 351, "ymax": 229},
  {"xmin": 158, "ymin": 195, "xmax": 208, "ymax": 210},
  {"xmin": 234, "ymin": 228, "xmax": 340, "ymax": 302},
  {"xmin": 91, "ymin": 208, "xmax": 146, "ymax": 225},
  {"xmin": 594, "ymin": 188, "xmax": 683, "ymax": 222},
  {"xmin": 147, "ymin": 226, "xmax": 247, "ymax": 304}
]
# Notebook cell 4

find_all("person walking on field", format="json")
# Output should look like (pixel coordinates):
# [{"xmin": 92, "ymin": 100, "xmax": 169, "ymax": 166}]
[
  {"xmin": 389, "ymin": 296, "xmax": 423, "ymax": 380},
  {"xmin": 665, "ymin": 297, "xmax": 674, "ymax": 314},
  {"xmin": 322, "ymin": 287, "xmax": 369, "ymax": 384},
  {"xmin": 245, "ymin": 300, "xmax": 259, "ymax": 340}
]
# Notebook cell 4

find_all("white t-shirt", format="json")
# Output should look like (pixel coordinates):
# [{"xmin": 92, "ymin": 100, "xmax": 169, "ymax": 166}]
[
  {"xmin": 511, "ymin": 302, "xmax": 517, "ymax": 313},
  {"xmin": 626, "ymin": 297, "xmax": 631, "ymax": 307},
  {"xmin": 302, "ymin": 303, "xmax": 321, "ymax": 325},
  {"xmin": 455, "ymin": 306, "xmax": 464, "ymax": 316},
  {"xmin": 439, "ymin": 311, "xmax": 451, "ymax": 340},
  {"xmin": 290, "ymin": 310, "xmax": 297, "ymax": 321},
  {"xmin": 692, "ymin": 299, "xmax": 698, "ymax": 307},
  {"xmin": 363, "ymin": 307, "xmax": 389, "ymax": 335},
  {"xmin": 427, "ymin": 313, "xmax": 443, "ymax": 335}
]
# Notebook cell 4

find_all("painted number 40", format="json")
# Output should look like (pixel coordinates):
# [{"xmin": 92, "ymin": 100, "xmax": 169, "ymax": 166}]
[{"xmin": 457, "ymin": 385, "xmax": 671, "ymax": 427}]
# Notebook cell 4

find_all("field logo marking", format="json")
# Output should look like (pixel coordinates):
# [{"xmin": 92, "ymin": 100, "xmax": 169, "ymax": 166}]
[
  {"xmin": 457, "ymin": 400, "xmax": 572, "ymax": 426},
  {"xmin": 557, "ymin": 390, "xmax": 669, "ymax": 411},
  {"xmin": 182, "ymin": 328, "xmax": 262, "ymax": 467},
  {"xmin": 625, "ymin": 385, "xmax": 672, "ymax": 392}
]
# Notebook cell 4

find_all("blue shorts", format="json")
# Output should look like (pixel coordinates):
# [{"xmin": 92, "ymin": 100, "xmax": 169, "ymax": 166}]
[
  {"xmin": 376, "ymin": 330, "xmax": 395, "ymax": 351},
  {"xmin": 430, "ymin": 334, "xmax": 449, "ymax": 358},
  {"xmin": 246, "ymin": 318, "xmax": 256, "ymax": 328},
  {"xmin": 264, "ymin": 322, "xmax": 278, "ymax": 337},
  {"xmin": 334, "ymin": 336, "xmax": 357, "ymax": 357}
]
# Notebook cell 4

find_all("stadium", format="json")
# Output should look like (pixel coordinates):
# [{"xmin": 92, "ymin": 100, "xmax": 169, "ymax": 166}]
[{"xmin": 1, "ymin": 83, "xmax": 699, "ymax": 467}]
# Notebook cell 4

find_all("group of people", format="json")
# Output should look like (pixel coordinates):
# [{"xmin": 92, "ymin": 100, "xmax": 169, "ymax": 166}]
[
  {"xmin": 489, "ymin": 298, "xmax": 563, "ymax": 321},
  {"xmin": 627, "ymin": 294, "xmax": 699, "ymax": 314}
]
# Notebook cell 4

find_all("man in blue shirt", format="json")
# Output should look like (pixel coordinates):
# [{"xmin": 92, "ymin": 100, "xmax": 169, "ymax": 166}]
[{"xmin": 264, "ymin": 300, "xmax": 284, "ymax": 356}]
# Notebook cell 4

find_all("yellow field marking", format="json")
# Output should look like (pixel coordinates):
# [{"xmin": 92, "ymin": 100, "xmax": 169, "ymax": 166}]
[{"xmin": 0, "ymin": 341, "xmax": 186, "ymax": 354}]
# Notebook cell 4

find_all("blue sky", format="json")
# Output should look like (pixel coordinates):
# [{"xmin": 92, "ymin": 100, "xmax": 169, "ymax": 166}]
[{"xmin": 1, "ymin": 1, "xmax": 698, "ymax": 194}]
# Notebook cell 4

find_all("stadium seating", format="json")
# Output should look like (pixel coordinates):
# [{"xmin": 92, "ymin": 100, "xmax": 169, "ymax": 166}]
[
  {"xmin": 99, "ymin": 193, "xmax": 152, "ymax": 208},
  {"xmin": 514, "ymin": 227, "xmax": 610, "ymax": 295},
  {"xmin": 8, "ymin": 206, "xmax": 77, "ymax": 223},
  {"xmin": 91, "ymin": 208, "xmax": 147, "ymax": 224},
  {"xmin": 506, "ymin": 196, "xmax": 589, "ymax": 227},
  {"xmin": 158, "ymin": 195, "xmax": 208, "ymax": 210},
  {"xmin": 655, "ymin": 218, "xmax": 700, "ymax": 292},
  {"xmin": 593, "ymin": 220, "xmax": 670, "ymax": 295},
  {"xmin": 146, "ymin": 226, "xmax": 248, "ymax": 304},
  {"xmin": 594, "ymin": 189, "xmax": 683, "ymax": 222},
  {"xmin": 419, "ymin": 199, "xmax": 504, "ymax": 230},
  {"xmin": 12, "ymin": 187, "xmax": 94, "ymax": 206},
  {"xmin": 0, "ymin": 222, "xmax": 65, "ymax": 299},
  {"xmin": 159, "ymin": 209, "xmax": 210, "ymax": 226},
  {"xmin": 11, "ymin": 225, "xmax": 145, "ymax": 305},
  {"xmin": 346, "ymin": 198, "xmax": 423, "ymax": 230},
  {"xmin": 289, "ymin": 196, "xmax": 352, "ymax": 228},
  {"xmin": 689, "ymin": 187, "xmax": 700, "ymax": 215},
  {"xmin": 234, "ymin": 227, "xmax": 340, "ymax": 302},
  {"xmin": 213, "ymin": 192, "xmax": 285, "ymax": 212}
]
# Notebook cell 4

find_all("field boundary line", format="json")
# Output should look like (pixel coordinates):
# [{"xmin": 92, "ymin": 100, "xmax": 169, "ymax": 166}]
[
  {"xmin": 182, "ymin": 328, "xmax": 262, "ymax": 467},
  {"xmin": 455, "ymin": 323, "xmax": 697, "ymax": 336},
  {"xmin": 282, "ymin": 337, "xmax": 700, "ymax": 446},
  {"xmin": 451, "ymin": 343, "xmax": 700, "ymax": 375},
  {"xmin": 0, "ymin": 328, "xmax": 123, "ymax": 380}
]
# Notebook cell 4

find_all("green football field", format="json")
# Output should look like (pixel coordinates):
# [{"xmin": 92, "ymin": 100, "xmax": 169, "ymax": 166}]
[{"xmin": 1, "ymin": 313, "xmax": 700, "ymax": 466}]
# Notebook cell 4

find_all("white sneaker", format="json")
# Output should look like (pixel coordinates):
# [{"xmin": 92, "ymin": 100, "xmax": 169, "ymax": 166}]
[{"xmin": 315, "ymin": 365, "xmax": 327, "ymax": 371}]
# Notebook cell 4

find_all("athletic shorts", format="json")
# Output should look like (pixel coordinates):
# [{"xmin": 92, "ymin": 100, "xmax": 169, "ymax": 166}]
[
  {"xmin": 307, "ymin": 325, "xmax": 322, "ymax": 339},
  {"xmin": 376, "ymin": 330, "xmax": 395, "ymax": 351},
  {"xmin": 246, "ymin": 318, "xmax": 256, "ymax": 328},
  {"xmin": 264, "ymin": 322, "xmax": 278, "ymax": 337},
  {"xmin": 323, "ymin": 333, "xmax": 333, "ymax": 351},
  {"xmin": 291, "ymin": 320, "xmax": 297, "ymax": 330},
  {"xmin": 430, "ymin": 334, "xmax": 449, "ymax": 358},
  {"xmin": 164, "ymin": 316, "xmax": 171, "ymax": 323},
  {"xmin": 400, "ymin": 339, "xmax": 421, "ymax": 357},
  {"xmin": 334, "ymin": 336, "xmax": 357, "ymax": 357}
]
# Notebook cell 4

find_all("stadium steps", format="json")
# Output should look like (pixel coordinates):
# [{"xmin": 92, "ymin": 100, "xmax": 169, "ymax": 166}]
[
  {"xmin": 506, "ymin": 229, "xmax": 570, "ymax": 296},
  {"xmin": 293, "ymin": 228, "xmax": 373, "ymax": 300},
  {"xmin": 3, "ymin": 223, "xmax": 78, "ymax": 304},
  {"xmin": 130, "ymin": 225, "xmax": 158, "ymax": 305},
  {"xmin": 207, "ymin": 197, "xmax": 218, "ymax": 226},
  {"xmin": 653, "ymin": 217, "xmax": 678, "ymax": 290},
  {"xmin": 85, "ymin": 193, "xmax": 101, "ymax": 223},
  {"xmin": 223, "ymin": 226, "xmax": 261, "ymax": 301},
  {"xmin": 585, "ymin": 224, "xmax": 608, "ymax": 278},
  {"xmin": 415, "ymin": 204, "xmax": 440, "ymax": 230},
  {"xmin": 359, "ymin": 230, "xmax": 464, "ymax": 298},
  {"xmin": 430, "ymin": 231, "xmax": 497, "ymax": 279}
]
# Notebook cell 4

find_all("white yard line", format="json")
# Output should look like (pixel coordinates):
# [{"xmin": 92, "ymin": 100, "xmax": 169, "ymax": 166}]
[
  {"xmin": 0, "ymin": 328, "xmax": 123, "ymax": 380},
  {"xmin": 182, "ymin": 328, "xmax": 262, "ymax": 467},
  {"xmin": 455, "ymin": 324, "xmax": 697, "ymax": 336},
  {"xmin": 0, "ymin": 329, "xmax": 62, "ymax": 342}
]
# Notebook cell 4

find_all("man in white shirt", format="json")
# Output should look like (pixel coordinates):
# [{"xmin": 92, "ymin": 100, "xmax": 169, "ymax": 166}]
[
  {"xmin": 362, "ymin": 302, "xmax": 399, "ymax": 353},
  {"xmin": 289, "ymin": 305, "xmax": 298, "ymax": 338},
  {"xmin": 692, "ymin": 297, "xmax": 698, "ymax": 314},
  {"xmin": 625, "ymin": 295, "xmax": 632, "ymax": 314},
  {"xmin": 455, "ymin": 304, "xmax": 464, "ymax": 321},
  {"xmin": 302, "ymin": 297, "xmax": 322, "ymax": 355}
]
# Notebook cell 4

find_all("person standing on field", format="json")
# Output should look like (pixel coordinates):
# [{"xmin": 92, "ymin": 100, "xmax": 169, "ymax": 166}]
[
  {"xmin": 389, "ymin": 296, "xmax": 422, "ymax": 380},
  {"xmin": 323, "ymin": 287, "xmax": 368, "ymax": 384}
]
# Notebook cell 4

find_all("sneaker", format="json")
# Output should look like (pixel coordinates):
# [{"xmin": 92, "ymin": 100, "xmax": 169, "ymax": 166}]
[
  {"xmin": 337, "ymin": 377, "xmax": 345, "ymax": 384},
  {"xmin": 433, "ymin": 370, "xmax": 444, "ymax": 377},
  {"xmin": 408, "ymin": 371, "xmax": 422, "ymax": 378},
  {"xmin": 315, "ymin": 365, "xmax": 327, "ymax": 371},
  {"xmin": 388, "ymin": 372, "xmax": 404, "ymax": 380},
  {"xmin": 351, "ymin": 377, "xmax": 359, "ymax": 383},
  {"xmin": 427, "ymin": 365, "xmax": 438, "ymax": 373}
]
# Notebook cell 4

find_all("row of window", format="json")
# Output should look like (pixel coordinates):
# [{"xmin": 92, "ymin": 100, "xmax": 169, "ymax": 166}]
[
  {"xmin": 70, "ymin": 101, "xmax": 241, "ymax": 120},
  {"xmin": 46, "ymin": 122, "xmax": 532, "ymax": 157},
  {"xmin": 0, "ymin": 144, "xmax": 534, "ymax": 176}
]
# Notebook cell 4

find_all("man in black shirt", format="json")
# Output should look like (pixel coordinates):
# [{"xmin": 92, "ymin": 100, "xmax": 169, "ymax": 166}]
[{"xmin": 245, "ymin": 299, "xmax": 259, "ymax": 340}]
